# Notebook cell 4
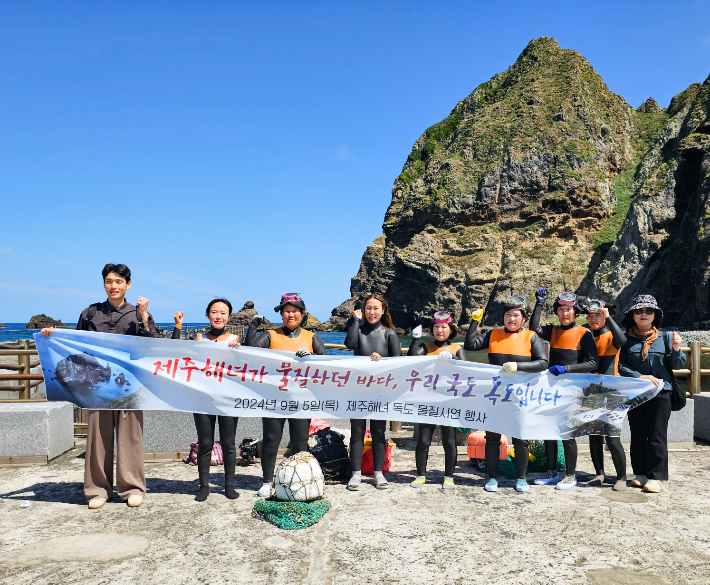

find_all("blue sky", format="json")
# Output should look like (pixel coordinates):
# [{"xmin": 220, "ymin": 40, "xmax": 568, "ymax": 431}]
[{"xmin": 1, "ymin": 1, "xmax": 709, "ymax": 323}]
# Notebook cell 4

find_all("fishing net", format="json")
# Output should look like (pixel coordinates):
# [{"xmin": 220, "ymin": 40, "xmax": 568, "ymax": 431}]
[
  {"xmin": 253, "ymin": 498, "xmax": 331, "ymax": 530},
  {"xmin": 479, "ymin": 440, "xmax": 566, "ymax": 477}
]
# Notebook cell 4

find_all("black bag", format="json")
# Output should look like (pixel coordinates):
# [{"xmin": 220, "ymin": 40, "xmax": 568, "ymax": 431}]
[
  {"xmin": 663, "ymin": 332, "xmax": 686, "ymax": 412},
  {"xmin": 308, "ymin": 430, "xmax": 351, "ymax": 479}
]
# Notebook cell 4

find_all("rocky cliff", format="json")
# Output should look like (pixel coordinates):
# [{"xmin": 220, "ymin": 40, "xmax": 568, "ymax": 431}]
[
  {"xmin": 590, "ymin": 78, "xmax": 710, "ymax": 326},
  {"xmin": 325, "ymin": 37, "xmax": 708, "ymax": 330}
]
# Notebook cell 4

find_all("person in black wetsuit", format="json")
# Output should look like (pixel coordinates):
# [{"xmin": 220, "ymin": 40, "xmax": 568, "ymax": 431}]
[
  {"xmin": 464, "ymin": 296, "xmax": 548, "ymax": 493},
  {"xmin": 582, "ymin": 299, "xmax": 628, "ymax": 491},
  {"xmin": 407, "ymin": 310, "xmax": 465, "ymax": 490},
  {"xmin": 244, "ymin": 293, "xmax": 327, "ymax": 498},
  {"xmin": 344, "ymin": 293, "xmax": 401, "ymax": 491},
  {"xmin": 529, "ymin": 289, "xmax": 599, "ymax": 490},
  {"xmin": 171, "ymin": 299, "xmax": 241, "ymax": 501}
]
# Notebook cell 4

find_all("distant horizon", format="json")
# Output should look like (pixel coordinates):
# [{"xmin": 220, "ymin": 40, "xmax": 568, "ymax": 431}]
[{"xmin": 2, "ymin": 1, "xmax": 709, "ymax": 322}]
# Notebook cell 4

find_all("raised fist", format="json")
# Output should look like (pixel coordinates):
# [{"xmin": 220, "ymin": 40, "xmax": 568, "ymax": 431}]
[
  {"xmin": 471, "ymin": 309, "xmax": 484, "ymax": 322},
  {"xmin": 251, "ymin": 314, "xmax": 264, "ymax": 326},
  {"xmin": 353, "ymin": 309, "xmax": 363, "ymax": 321},
  {"xmin": 174, "ymin": 311, "xmax": 184, "ymax": 327},
  {"xmin": 412, "ymin": 325, "xmax": 422, "ymax": 339},
  {"xmin": 502, "ymin": 362, "xmax": 518, "ymax": 373},
  {"xmin": 136, "ymin": 296, "xmax": 150, "ymax": 319},
  {"xmin": 535, "ymin": 289, "xmax": 548, "ymax": 303}
]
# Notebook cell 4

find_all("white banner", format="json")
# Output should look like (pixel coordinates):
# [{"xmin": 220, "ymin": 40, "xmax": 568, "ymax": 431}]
[{"xmin": 36, "ymin": 330, "xmax": 660, "ymax": 440}]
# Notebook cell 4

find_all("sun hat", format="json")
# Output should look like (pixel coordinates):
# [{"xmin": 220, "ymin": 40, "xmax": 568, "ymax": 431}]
[{"xmin": 622, "ymin": 294, "xmax": 663, "ymax": 328}]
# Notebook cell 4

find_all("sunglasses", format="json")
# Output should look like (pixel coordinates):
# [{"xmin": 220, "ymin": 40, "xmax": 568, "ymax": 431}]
[
  {"xmin": 280, "ymin": 292, "xmax": 301, "ymax": 303},
  {"xmin": 433, "ymin": 311, "xmax": 452, "ymax": 324},
  {"xmin": 633, "ymin": 308, "xmax": 655, "ymax": 315}
]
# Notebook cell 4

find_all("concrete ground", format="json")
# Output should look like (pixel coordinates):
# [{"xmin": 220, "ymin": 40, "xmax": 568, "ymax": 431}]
[{"xmin": 1, "ymin": 437, "xmax": 710, "ymax": 585}]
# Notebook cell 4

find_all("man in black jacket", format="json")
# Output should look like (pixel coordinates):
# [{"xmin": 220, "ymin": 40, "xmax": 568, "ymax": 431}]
[{"xmin": 41, "ymin": 263, "xmax": 161, "ymax": 509}]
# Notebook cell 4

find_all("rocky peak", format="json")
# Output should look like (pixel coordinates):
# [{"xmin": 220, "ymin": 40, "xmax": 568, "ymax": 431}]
[
  {"xmin": 637, "ymin": 97, "xmax": 662, "ymax": 113},
  {"xmin": 325, "ymin": 41, "xmax": 709, "ymax": 331}
]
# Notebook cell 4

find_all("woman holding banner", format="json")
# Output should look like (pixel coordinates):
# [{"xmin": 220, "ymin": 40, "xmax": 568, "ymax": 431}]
[
  {"xmin": 529, "ymin": 290, "xmax": 598, "ymax": 490},
  {"xmin": 344, "ymin": 293, "xmax": 401, "ymax": 491},
  {"xmin": 465, "ymin": 296, "xmax": 548, "ymax": 492},
  {"xmin": 245, "ymin": 293, "xmax": 328, "ymax": 498},
  {"xmin": 583, "ymin": 299, "xmax": 628, "ymax": 491},
  {"xmin": 172, "ymin": 299, "xmax": 240, "ymax": 501},
  {"xmin": 407, "ymin": 310, "xmax": 465, "ymax": 490},
  {"xmin": 619, "ymin": 295, "xmax": 685, "ymax": 494}
]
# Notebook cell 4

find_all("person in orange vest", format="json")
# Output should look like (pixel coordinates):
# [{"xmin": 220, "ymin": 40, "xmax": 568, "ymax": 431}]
[
  {"xmin": 464, "ymin": 296, "xmax": 548, "ymax": 492},
  {"xmin": 529, "ymin": 290, "xmax": 599, "ymax": 490},
  {"xmin": 407, "ymin": 310, "xmax": 466, "ymax": 490},
  {"xmin": 245, "ymin": 293, "xmax": 327, "ymax": 498},
  {"xmin": 344, "ymin": 293, "xmax": 401, "ymax": 491},
  {"xmin": 583, "ymin": 298, "xmax": 627, "ymax": 491}
]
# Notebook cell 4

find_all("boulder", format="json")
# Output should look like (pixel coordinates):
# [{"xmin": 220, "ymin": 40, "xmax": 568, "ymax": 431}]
[
  {"xmin": 26, "ymin": 314, "xmax": 65, "ymax": 329},
  {"xmin": 227, "ymin": 301, "xmax": 278, "ymax": 331}
]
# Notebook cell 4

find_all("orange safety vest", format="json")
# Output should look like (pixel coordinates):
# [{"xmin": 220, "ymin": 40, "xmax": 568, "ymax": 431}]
[
  {"xmin": 489, "ymin": 329, "xmax": 534, "ymax": 357},
  {"xmin": 594, "ymin": 329, "xmax": 619, "ymax": 375},
  {"xmin": 425, "ymin": 342, "xmax": 463, "ymax": 356},
  {"xmin": 268, "ymin": 328, "xmax": 314, "ymax": 352},
  {"xmin": 550, "ymin": 325, "xmax": 587, "ymax": 351}
]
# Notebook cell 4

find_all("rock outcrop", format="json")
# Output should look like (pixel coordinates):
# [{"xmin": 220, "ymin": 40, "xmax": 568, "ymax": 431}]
[
  {"xmin": 325, "ymin": 37, "xmax": 676, "ymax": 330},
  {"xmin": 590, "ymin": 77, "xmax": 710, "ymax": 326},
  {"xmin": 227, "ymin": 301, "xmax": 278, "ymax": 331},
  {"xmin": 26, "ymin": 314, "xmax": 65, "ymax": 329},
  {"xmin": 325, "ymin": 37, "xmax": 709, "ymax": 330}
]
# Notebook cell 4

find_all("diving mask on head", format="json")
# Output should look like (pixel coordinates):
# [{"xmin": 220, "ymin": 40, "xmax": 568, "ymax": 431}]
[
  {"xmin": 433, "ymin": 311, "xmax": 452, "ymax": 324},
  {"xmin": 557, "ymin": 292, "xmax": 577, "ymax": 306},
  {"xmin": 586, "ymin": 299, "xmax": 605, "ymax": 313}
]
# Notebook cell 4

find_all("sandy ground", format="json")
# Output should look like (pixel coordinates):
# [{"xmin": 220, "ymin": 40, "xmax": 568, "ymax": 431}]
[{"xmin": 1, "ymin": 438, "xmax": 710, "ymax": 585}]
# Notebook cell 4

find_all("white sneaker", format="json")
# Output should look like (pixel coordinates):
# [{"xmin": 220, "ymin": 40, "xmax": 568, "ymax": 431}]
[
  {"xmin": 534, "ymin": 471, "xmax": 560, "ymax": 485},
  {"xmin": 515, "ymin": 479, "xmax": 529, "ymax": 492},
  {"xmin": 643, "ymin": 479, "xmax": 663, "ymax": 493},
  {"xmin": 127, "ymin": 495, "xmax": 144, "ymax": 507},
  {"xmin": 555, "ymin": 475, "xmax": 577, "ymax": 490},
  {"xmin": 257, "ymin": 483, "xmax": 273, "ymax": 498}
]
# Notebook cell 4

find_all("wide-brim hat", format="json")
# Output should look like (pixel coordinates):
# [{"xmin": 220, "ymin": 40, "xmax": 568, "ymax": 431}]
[{"xmin": 622, "ymin": 294, "xmax": 663, "ymax": 328}]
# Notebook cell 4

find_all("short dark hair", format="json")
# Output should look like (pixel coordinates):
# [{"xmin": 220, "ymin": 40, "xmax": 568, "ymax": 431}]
[
  {"xmin": 102, "ymin": 263, "xmax": 131, "ymax": 282},
  {"xmin": 205, "ymin": 298, "xmax": 233, "ymax": 317}
]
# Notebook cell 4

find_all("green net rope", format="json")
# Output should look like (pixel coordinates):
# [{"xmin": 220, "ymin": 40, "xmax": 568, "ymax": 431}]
[
  {"xmin": 253, "ymin": 498, "xmax": 331, "ymax": 530},
  {"xmin": 477, "ymin": 440, "xmax": 566, "ymax": 477}
]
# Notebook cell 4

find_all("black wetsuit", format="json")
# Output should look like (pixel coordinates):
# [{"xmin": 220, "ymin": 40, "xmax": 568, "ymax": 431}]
[
  {"xmin": 407, "ymin": 337, "xmax": 465, "ymax": 476},
  {"xmin": 344, "ymin": 319, "xmax": 401, "ymax": 472},
  {"xmin": 465, "ymin": 322, "xmax": 548, "ymax": 479},
  {"xmin": 245, "ymin": 324, "xmax": 327, "ymax": 482},
  {"xmin": 586, "ymin": 319, "xmax": 627, "ymax": 481},
  {"xmin": 529, "ymin": 303, "xmax": 599, "ymax": 476},
  {"xmin": 172, "ymin": 326, "xmax": 239, "ymax": 497}
]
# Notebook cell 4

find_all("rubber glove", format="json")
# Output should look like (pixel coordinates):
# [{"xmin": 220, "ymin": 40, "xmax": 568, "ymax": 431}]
[
  {"xmin": 535, "ymin": 289, "xmax": 548, "ymax": 304},
  {"xmin": 548, "ymin": 365, "xmax": 566, "ymax": 376},
  {"xmin": 412, "ymin": 325, "xmax": 422, "ymax": 339},
  {"xmin": 438, "ymin": 351, "xmax": 453, "ymax": 360},
  {"xmin": 295, "ymin": 348, "xmax": 311, "ymax": 358},
  {"xmin": 471, "ymin": 309, "xmax": 484, "ymax": 322},
  {"xmin": 502, "ymin": 362, "xmax": 518, "ymax": 373},
  {"xmin": 251, "ymin": 314, "xmax": 264, "ymax": 326}
]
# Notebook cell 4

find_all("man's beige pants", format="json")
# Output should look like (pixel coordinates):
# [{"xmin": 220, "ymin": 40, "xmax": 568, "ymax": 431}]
[{"xmin": 84, "ymin": 410, "xmax": 146, "ymax": 502}]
